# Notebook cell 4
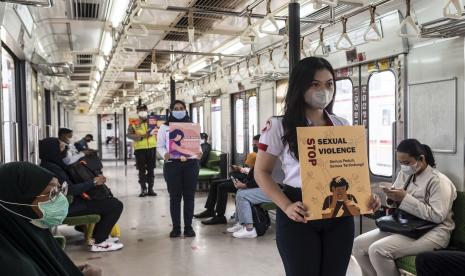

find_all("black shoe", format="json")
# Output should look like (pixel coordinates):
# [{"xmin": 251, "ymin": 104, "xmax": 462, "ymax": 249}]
[
  {"xmin": 184, "ymin": 226, "xmax": 196, "ymax": 237},
  {"xmin": 194, "ymin": 210, "xmax": 215, "ymax": 219},
  {"xmin": 147, "ymin": 190, "xmax": 157, "ymax": 196},
  {"xmin": 201, "ymin": 215, "xmax": 227, "ymax": 225},
  {"xmin": 170, "ymin": 227, "xmax": 181, "ymax": 238},
  {"xmin": 139, "ymin": 190, "xmax": 147, "ymax": 197}
]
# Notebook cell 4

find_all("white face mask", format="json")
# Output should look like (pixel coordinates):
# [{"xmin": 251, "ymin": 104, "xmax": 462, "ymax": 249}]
[
  {"xmin": 138, "ymin": 111, "xmax": 148, "ymax": 119},
  {"xmin": 400, "ymin": 162, "xmax": 418, "ymax": 176},
  {"xmin": 305, "ymin": 89, "xmax": 334, "ymax": 109},
  {"xmin": 172, "ymin": 110, "xmax": 186, "ymax": 120}
]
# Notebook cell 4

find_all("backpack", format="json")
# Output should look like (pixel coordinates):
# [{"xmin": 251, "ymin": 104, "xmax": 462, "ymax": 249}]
[{"xmin": 251, "ymin": 204, "xmax": 271, "ymax": 236}]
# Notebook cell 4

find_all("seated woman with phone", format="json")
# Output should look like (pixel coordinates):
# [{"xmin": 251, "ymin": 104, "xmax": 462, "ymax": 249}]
[{"xmin": 353, "ymin": 139, "xmax": 456, "ymax": 276}]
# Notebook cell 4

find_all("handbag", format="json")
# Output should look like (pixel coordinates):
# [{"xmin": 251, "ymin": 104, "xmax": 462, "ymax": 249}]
[
  {"xmin": 67, "ymin": 161, "xmax": 113, "ymax": 201},
  {"xmin": 375, "ymin": 175, "xmax": 437, "ymax": 239}
]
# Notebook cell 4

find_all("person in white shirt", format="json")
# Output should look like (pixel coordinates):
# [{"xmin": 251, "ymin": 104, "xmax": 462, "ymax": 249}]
[
  {"xmin": 254, "ymin": 57, "xmax": 381, "ymax": 276},
  {"xmin": 157, "ymin": 100, "xmax": 202, "ymax": 238},
  {"xmin": 58, "ymin": 128, "xmax": 90, "ymax": 165}
]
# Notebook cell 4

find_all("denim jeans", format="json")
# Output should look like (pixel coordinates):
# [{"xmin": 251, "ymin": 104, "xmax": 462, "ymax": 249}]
[{"xmin": 235, "ymin": 188, "xmax": 271, "ymax": 224}]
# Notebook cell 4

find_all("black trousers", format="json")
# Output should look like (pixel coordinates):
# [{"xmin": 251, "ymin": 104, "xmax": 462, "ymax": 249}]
[
  {"xmin": 204, "ymin": 179, "xmax": 237, "ymax": 216},
  {"xmin": 416, "ymin": 250, "xmax": 465, "ymax": 276},
  {"xmin": 276, "ymin": 186, "xmax": 354, "ymax": 276},
  {"xmin": 134, "ymin": 148, "xmax": 156, "ymax": 191},
  {"xmin": 68, "ymin": 198, "xmax": 124, "ymax": 244},
  {"xmin": 164, "ymin": 160, "xmax": 200, "ymax": 228}
]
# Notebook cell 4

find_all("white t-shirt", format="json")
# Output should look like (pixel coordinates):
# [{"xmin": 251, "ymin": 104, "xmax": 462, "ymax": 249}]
[{"xmin": 258, "ymin": 112, "xmax": 349, "ymax": 188}]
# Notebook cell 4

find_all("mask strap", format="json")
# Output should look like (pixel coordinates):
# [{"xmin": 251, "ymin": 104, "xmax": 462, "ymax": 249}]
[
  {"xmin": 0, "ymin": 202, "xmax": 34, "ymax": 221},
  {"xmin": 0, "ymin": 198, "xmax": 37, "ymax": 206}
]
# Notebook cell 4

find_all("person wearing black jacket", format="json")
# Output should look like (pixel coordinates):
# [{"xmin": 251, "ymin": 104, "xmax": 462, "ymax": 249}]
[
  {"xmin": 39, "ymin": 137, "xmax": 124, "ymax": 252},
  {"xmin": 226, "ymin": 168, "xmax": 272, "ymax": 238},
  {"xmin": 199, "ymin": 133, "xmax": 212, "ymax": 168}
]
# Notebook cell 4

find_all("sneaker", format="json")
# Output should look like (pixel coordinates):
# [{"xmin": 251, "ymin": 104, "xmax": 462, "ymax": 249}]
[
  {"xmin": 227, "ymin": 223, "xmax": 243, "ymax": 233},
  {"xmin": 106, "ymin": 236, "xmax": 119, "ymax": 243},
  {"xmin": 90, "ymin": 241, "xmax": 124, "ymax": 252},
  {"xmin": 194, "ymin": 210, "xmax": 215, "ymax": 219},
  {"xmin": 201, "ymin": 215, "xmax": 227, "ymax": 225},
  {"xmin": 184, "ymin": 226, "xmax": 196, "ymax": 238},
  {"xmin": 232, "ymin": 227, "xmax": 257, "ymax": 239}
]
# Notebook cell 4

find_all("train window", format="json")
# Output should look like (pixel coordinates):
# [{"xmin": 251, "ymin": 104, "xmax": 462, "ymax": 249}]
[
  {"xmin": 211, "ymin": 98, "xmax": 221, "ymax": 151},
  {"xmin": 368, "ymin": 71, "xmax": 396, "ymax": 177},
  {"xmin": 248, "ymin": 96, "xmax": 258, "ymax": 151},
  {"xmin": 276, "ymin": 79, "xmax": 287, "ymax": 115},
  {"xmin": 235, "ymin": 98, "xmax": 244, "ymax": 154},
  {"xmin": 333, "ymin": 79, "xmax": 353, "ymax": 125},
  {"xmin": 192, "ymin": 107, "xmax": 198, "ymax": 124},
  {"xmin": 2, "ymin": 48, "xmax": 17, "ymax": 162}
]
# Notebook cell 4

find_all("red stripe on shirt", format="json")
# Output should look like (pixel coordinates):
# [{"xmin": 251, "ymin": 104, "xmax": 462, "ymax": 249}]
[{"xmin": 258, "ymin": 143, "xmax": 268, "ymax": 151}]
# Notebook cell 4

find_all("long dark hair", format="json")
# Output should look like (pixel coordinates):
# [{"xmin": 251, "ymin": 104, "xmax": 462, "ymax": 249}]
[
  {"xmin": 169, "ymin": 129, "xmax": 185, "ymax": 146},
  {"xmin": 397, "ymin": 139, "xmax": 436, "ymax": 168},
  {"xmin": 282, "ymin": 57, "xmax": 337, "ymax": 159}
]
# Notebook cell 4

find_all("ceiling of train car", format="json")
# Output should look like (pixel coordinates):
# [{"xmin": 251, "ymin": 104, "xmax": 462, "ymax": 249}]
[{"xmin": 11, "ymin": 0, "xmax": 465, "ymax": 113}]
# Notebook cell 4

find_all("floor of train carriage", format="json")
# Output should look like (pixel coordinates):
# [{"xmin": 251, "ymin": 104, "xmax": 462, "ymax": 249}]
[{"xmin": 60, "ymin": 161, "xmax": 374, "ymax": 276}]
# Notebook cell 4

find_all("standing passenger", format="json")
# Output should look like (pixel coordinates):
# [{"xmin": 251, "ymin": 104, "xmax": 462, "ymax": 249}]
[
  {"xmin": 254, "ymin": 57, "xmax": 381, "ymax": 276},
  {"xmin": 127, "ymin": 104, "xmax": 157, "ymax": 197},
  {"xmin": 157, "ymin": 100, "xmax": 201, "ymax": 238}
]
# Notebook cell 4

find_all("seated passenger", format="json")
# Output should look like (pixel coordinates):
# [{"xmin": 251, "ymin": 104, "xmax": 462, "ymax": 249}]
[
  {"xmin": 199, "ymin": 133, "xmax": 212, "ymax": 168},
  {"xmin": 353, "ymin": 139, "xmax": 457, "ymax": 276},
  {"xmin": 226, "ymin": 168, "xmax": 272, "ymax": 239},
  {"xmin": 59, "ymin": 128, "xmax": 90, "ymax": 165},
  {"xmin": 39, "ymin": 137, "xmax": 124, "ymax": 252},
  {"xmin": 75, "ymin": 134, "xmax": 94, "ymax": 152},
  {"xmin": 415, "ymin": 250, "xmax": 465, "ymax": 276},
  {"xmin": 194, "ymin": 135, "xmax": 260, "ymax": 224},
  {"xmin": 0, "ymin": 162, "xmax": 102, "ymax": 276},
  {"xmin": 230, "ymin": 135, "xmax": 260, "ymax": 176}
]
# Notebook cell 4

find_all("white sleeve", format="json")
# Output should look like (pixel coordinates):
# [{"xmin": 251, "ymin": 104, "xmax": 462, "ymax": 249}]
[
  {"xmin": 258, "ymin": 117, "xmax": 284, "ymax": 157},
  {"xmin": 157, "ymin": 124, "xmax": 168, "ymax": 158},
  {"xmin": 63, "ymin": 151, "xmax": 85, "ymax": 165}
]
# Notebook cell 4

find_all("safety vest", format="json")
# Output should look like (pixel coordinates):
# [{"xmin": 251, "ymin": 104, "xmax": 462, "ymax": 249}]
[{"xmin": 132, "ymin": 122, "xmax": 157, "ymax": 150}]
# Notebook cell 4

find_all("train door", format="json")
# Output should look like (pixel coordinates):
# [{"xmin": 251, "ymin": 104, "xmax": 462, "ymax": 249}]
[
  {"xmin": 1, "ymin": 47, "xmax": 18, "ymax": 163},
  {"xmin": 231, "ymin": 89, "xmax": 258, "ymax": 165},
  {"xmin": 211, "ymin": 97, "xmax": 221, "ymax": 151},
  {"xmin": 190, "ymin": 101, "xmax": 204, "ymax": 132}
]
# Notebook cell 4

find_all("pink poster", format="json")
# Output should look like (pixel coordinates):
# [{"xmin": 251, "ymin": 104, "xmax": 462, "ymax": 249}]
[{"xmin": 169, "ymin": 122, "xmax": 201, "ymax": 159}]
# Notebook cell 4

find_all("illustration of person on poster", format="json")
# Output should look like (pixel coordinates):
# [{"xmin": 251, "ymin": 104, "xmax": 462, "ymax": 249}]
[
  {"xmin": 322, "ymin": 177, "xmax": 360, "ymax": 219},
  {"xmin": 169, "ymin": 122, "xmax": 201, "ymax": 159}
]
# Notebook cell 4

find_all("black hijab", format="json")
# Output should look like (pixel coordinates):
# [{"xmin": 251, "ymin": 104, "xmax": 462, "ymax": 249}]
[
  {"xmin": 39, "ymin": 137, "xmax": 67, "ymax": 169},
  {"xmin": 0, "ymin": 162, "xmax": 82, "ymax": 276}
]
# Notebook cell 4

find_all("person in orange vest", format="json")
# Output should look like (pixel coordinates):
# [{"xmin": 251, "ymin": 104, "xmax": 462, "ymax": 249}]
[{"xmin": 127, "ymin": 104, "xmax": 157, "ymax": 197}]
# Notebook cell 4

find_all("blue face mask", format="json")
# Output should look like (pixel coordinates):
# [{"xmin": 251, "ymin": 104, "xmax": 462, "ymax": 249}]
[
  {"xmin": 172, "ymin": 110, "xmax": 187, "ymax": 120},
  {"xmin": 0, "ymin": 193, "xmax": 69, "ymax": 229}
]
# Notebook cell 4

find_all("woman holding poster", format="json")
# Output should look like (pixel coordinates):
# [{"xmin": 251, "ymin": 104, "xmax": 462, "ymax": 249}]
[
  {"xmin": 254, "ymin": 57, "xmax": 381, "ymax": 276},
  {"xmin": 157, "ymin": 100, "xmax": 201, "ymax": 238}
]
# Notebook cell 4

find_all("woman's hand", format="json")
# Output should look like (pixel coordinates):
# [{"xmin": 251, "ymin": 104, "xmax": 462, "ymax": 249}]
[
  {"xmin": 284, "ymin": 201, "xmax": 308, "ymax": 223},
  {"xmin": 180, "ymin": 156, "xmax": 187, "ymax": 162},
  {"xmin": 368, "ymin": 194, "xmax": 382, "ymax": 211},
  {"xmin": 78, "ymin": 263, "xmax": 102, "ymax": 276},
  {"xmin": 93, "ymin": 176, "xmax": 105, "ymax": 186},
  {"xmin": 233, "ymin": 180, "xmax": 247, "ymax": 189},
  {"xmin": 164, "ymin": 153, "xmax": 170, "ymax": 161},
  {"xmin": 385, "ymin": 188, "xmax": 407, "ymax": 202}
]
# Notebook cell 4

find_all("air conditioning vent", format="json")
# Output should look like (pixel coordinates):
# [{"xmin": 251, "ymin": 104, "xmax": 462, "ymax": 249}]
[
  {"xmin": 76, "ymin": 54, "xmax": 93, "ymax": 65},
  {"xmin": 79, "ymin": 93, "xmax": 87, "ymax": 97},
  {"xmin": 72, "ymin": 0, "xmax": 99, "ymax": 19},
  {"xmin": 79, "ymin": 83, "xmax": 90, "ymax": 87}
]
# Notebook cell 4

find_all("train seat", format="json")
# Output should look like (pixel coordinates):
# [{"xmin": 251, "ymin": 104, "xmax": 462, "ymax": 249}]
[
  {"xmin": 62, "ymin": 195, "xmax": 101, "ymax": 244},
  {"xmin": 198, "ymin": 151, "xmax": 227, "ymax": 189},
  {"xmin": 395, "ymin": 191, "xmax": 465, "ymax": 275}
]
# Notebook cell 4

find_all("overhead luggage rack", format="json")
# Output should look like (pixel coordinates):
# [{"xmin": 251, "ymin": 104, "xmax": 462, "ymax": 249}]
[{"xmin": 420, "ymin": 17, "xmax": 465, "ymax": 38}]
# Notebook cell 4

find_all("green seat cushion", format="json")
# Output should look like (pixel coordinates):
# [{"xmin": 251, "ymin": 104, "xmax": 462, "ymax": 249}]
[
  {"xmin": 260, "ymin": 202, "xmax": 277, "ymax": 211},
  {"xmin": 198, "ymin": 169, "xmax": 220, "ymax": 180},
  {"xmin": 395, "ymin": 256, "xmax": 416, "ymax": 274},
  {"xmin": 450, "ymin": 191, "xmax": 465, "ymax": 250},
  {"xmin": 63, "ymin": 215, "xmax": 101, "ymax": 226},
  {"xmin": 54, "ymin": 235, "xmax": 66, "ymax": 249},
  {"xmin": 206, "ymin": 151, "xmax": 222, "ymax": 170}
]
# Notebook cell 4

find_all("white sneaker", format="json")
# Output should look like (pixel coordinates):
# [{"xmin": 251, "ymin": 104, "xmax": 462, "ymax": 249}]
[
  {"xmin": 90, "ymin": 241, "xmax": 124, "ymax": 252},
  {"xmin": 227, "ymin": 223, "xmax": 242, "ymax": 233},
  {"xmin": 232, "ymin": 226, "xmax": 257, "ymax": 239},
  {"xmin": 106, "ymin": 236, "xmax": 120, "ymax": 243}
]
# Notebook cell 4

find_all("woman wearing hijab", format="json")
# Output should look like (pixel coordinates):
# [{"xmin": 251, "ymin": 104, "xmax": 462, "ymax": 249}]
[
  {"xmin": 0, "ymin": 162, "xmax": 101, "ymax": 275},
  {"xmin": 157, "ymin": 100, "xmax": 202, "ymax": 238},
  {"xmin": 39, "ymin": 137, "xmax": 124, "ymax": 252}
]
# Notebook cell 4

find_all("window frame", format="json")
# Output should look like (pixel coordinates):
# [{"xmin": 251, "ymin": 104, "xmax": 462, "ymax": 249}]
[{"xmin": 366, "ymin": 69, "xmax": 397, "ymax": 179}]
